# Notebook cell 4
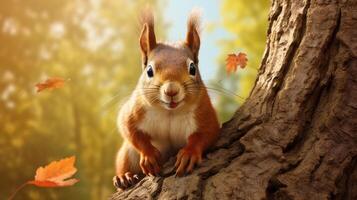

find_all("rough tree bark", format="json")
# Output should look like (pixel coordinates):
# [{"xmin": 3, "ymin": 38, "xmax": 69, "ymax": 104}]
[{"xmin": 111, "ymin": 0, "xmax": 357, "ymax": 199}]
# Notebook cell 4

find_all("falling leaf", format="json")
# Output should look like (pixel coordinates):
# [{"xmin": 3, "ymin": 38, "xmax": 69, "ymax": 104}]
[
  {"xmin": 225, "ymin": 52, "xmax": 248, "ymax": 74},
  {"xmin": 28, "ymin": 156, "xmax": 79, "ymax": 187},
  {"xmin": 8, "ymin": 156, "xmax": 79, "ymax": 200},
  {"xmin": 35, "ymin": 77, "xmax": 66, "ymax": 92}
]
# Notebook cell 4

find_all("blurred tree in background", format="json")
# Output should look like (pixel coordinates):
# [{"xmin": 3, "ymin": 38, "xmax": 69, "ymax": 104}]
[
  {"xmin": 0, "ymin": 0, "xmax": 166, "ymax": 199},
  {"xmin": 0, "ymin": 0, "xmax": 270, "ymax": 199},
  {"xmin": 214, "ymin": 0, "xmax": 270, "ymax": 121}
]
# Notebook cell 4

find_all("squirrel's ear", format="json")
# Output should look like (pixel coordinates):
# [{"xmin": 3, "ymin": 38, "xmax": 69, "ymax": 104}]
[
  {"xmin": 139, "ymin": 10, "xmax": 156, "ymax": 66},
  {"xmin": 185, "ymin": 10, "xmax": 201, "ymax": 62}
]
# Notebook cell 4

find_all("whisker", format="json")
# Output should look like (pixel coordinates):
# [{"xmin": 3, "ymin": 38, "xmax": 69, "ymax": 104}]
[
  {"xmin": 101, "ymin": 85, "xmax": 159, "ymax": 109},
  {"xmin": 206, "ymin": 87, "xmax": 243, "ymax": 99},
  {"xmin": 101, "ymin": 90, "xmax": 158, "ymax": 112},
  {"xmin": 185, "ymin": 85, "xmax": 245, "ymax": 100},
  {"xmin": 101, "ymin": 90, "xmax": 125, "ymax": 108},
  {"xmin": 206, "ymin": 82, "xmax": 246, "ymax": 100}
]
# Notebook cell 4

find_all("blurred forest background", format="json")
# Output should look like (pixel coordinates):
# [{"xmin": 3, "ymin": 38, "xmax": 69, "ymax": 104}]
[{"xmin": 0, "ymin": 0, "xmax": 268, "ymax": 199}]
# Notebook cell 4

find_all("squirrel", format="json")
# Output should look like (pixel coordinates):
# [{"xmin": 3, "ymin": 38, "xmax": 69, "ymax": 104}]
[{"xmin": 113, "ymin": 9, "xmax": 220, "ymax": 190}]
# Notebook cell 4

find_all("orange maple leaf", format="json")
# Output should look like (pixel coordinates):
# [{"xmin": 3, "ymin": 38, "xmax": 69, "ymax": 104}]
[
  {"xmin": 225, "ymin": 52, "xmax": 248, "ymax": 74},
  {"xmin": 28, "ymin": 156, "xmax": 79, "ymax": 187},
  {"xmin": 35, "ymin": 77, "xmax": 66, "ymax": 93}
]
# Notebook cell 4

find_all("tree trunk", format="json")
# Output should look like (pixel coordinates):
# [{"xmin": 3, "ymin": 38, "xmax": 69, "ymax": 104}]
[{"xmin": 110, "ymin": 0, "xmax": 357, "ymax": 199}]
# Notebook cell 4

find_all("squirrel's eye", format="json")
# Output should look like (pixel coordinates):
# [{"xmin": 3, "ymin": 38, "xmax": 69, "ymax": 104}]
[
  {"xmin": 147, "ymin": 65, "xmax": 154, "ymax": 78},
  {"xmin": 189, "ymin": 62, "xmax": 196, "ymax": 76}
]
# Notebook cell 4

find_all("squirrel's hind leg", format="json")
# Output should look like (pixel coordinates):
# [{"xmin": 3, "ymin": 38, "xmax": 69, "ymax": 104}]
[{"xmin": 113, "ymin": 141, "xmax": 142, "ymax": 190}]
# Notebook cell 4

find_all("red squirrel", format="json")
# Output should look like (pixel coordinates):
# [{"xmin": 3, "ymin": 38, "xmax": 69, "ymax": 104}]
[{"xmin": 113, "ymin": 10, "xmax": 220, "ymax": 190}]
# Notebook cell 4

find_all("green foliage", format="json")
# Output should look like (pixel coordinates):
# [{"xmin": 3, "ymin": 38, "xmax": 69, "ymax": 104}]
[
  {"xmin": 214, "ymin": 0, "xmax": 270, "ymax": 122},
  {"xmin": 0, "ymin": 0, "xmax": 165, "ymax": 199}
]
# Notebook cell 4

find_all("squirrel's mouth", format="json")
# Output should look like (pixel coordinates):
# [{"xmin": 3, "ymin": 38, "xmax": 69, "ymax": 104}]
[{"xmin": 160, "ymin": 99, "xmax": 183, "ymax": 109}]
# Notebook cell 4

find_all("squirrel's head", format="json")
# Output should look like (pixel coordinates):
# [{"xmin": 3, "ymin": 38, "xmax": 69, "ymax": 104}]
[{"xmin": 137, "ymin": 10, "xmax": 203, "ymax": 111}]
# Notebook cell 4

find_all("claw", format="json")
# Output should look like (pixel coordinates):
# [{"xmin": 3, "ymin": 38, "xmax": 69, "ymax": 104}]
[
  {"xmin": 125, "ymin": 173, "xmax": 133, "ymax": 185},
  {"xmin": 113, "ymin": 176, "xmax": 121, "ymax": 188},
  {"xmin": 174, "ymin": 148, "xmax": 202, "ymax": 176},
  {"xmin": 120, "ymin": 177, "xmax": 128, "ymax": 188},
  {"xmin": 113, "ymin": 173, "xmax": 142, "ymax": 190}
]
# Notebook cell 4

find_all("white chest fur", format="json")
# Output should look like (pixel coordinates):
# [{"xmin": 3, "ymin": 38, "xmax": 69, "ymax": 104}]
[{"xmin": 137, "ymin": 106, "xmax": 197, "ymax": 155}]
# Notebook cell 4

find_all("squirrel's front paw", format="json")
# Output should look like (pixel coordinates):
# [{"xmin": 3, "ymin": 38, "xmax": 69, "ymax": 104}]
[
  {"xmin": 113, "ymin": 172, "xmax": 141, "ymax": 190},
  {"xmin": 139, "ymin": 147, "xmax": 161, "ymax": 176},
  {"xmin": 175, "ymin": 147, "xmax": 202, "ymax": 176}
]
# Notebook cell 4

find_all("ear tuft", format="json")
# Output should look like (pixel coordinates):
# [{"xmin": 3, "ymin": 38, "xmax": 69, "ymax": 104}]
[
  {"xmin": 186, "ymin": 9, "xmax": 202, "ymax": 62},
  {"xmin": 187, "ymin": 9, "xmax": 202, "ymax": 35},
  {"xmin": 140, "ymin": 7, "xmax": 155, "ymax": 32},
  {"xmin": 139, "ymin": 8, "xmax": 157, "ymax": 66}
]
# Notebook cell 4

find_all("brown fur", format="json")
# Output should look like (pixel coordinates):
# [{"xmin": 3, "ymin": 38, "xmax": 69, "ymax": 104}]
[{"xmin": 114, "ymin": 9, "xmax": 220, "ymax": 189}]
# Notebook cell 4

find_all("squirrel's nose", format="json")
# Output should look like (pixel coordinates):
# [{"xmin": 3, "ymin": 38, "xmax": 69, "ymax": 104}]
[{"xmin": 164, "ymin": 90, "xmax": 178, "ymax": 97}]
